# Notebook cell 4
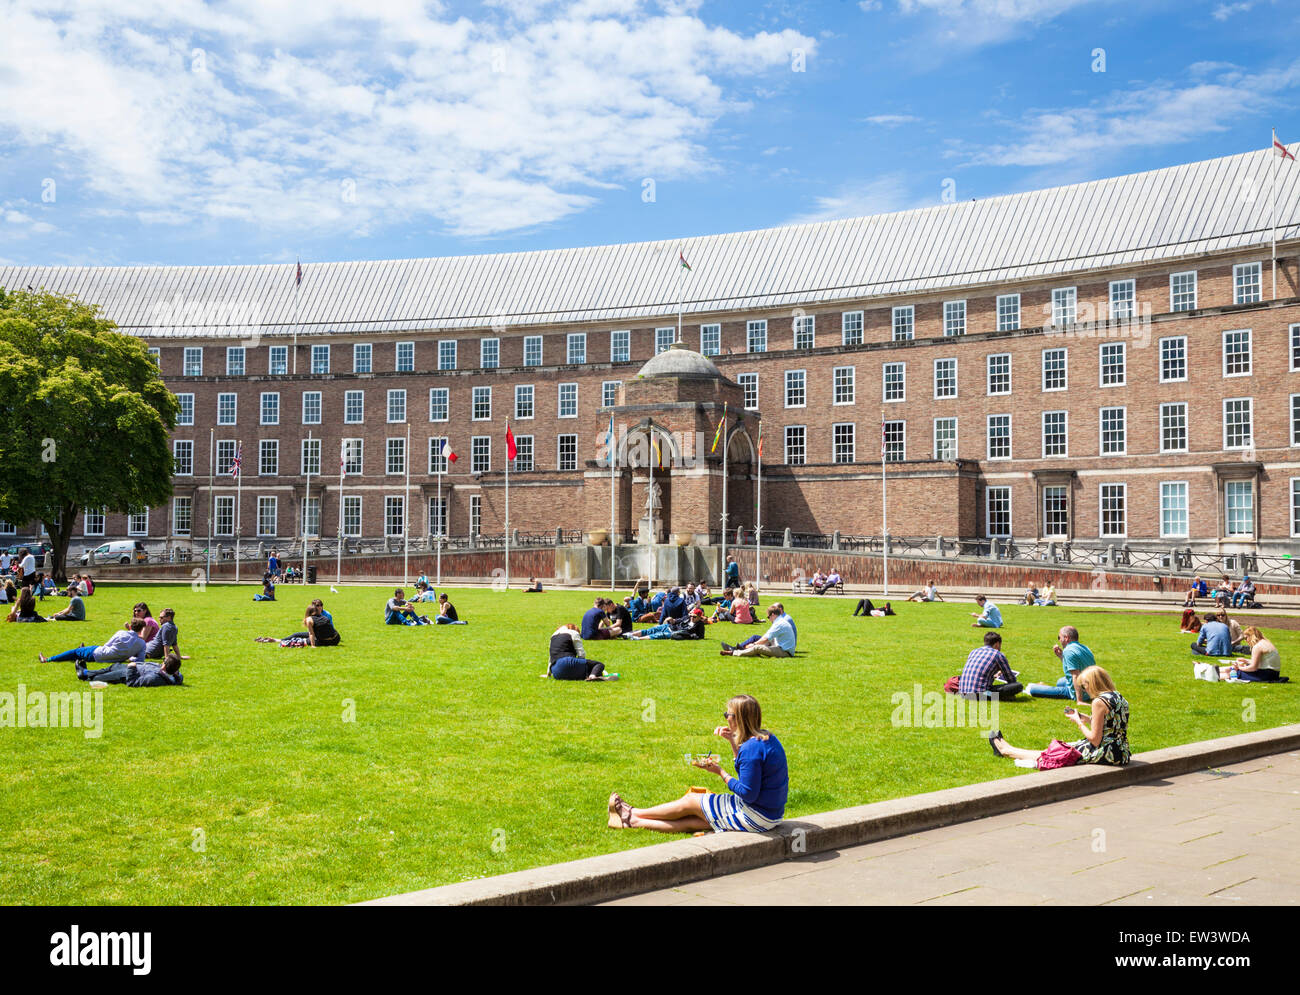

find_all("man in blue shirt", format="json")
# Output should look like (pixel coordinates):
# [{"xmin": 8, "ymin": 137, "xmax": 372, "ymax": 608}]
[
  {"xmin": 582, "ymin": 597, "xmax": 617, "ymax": 639},
  {"xmin": 657, "ymin": 587, "xmax": 686, "ymax": 624},
  {"xmin": 969, "ymin": 595, "xmax": 1002, "ymax": 628},
  {"xmin": 723, "ymin": 605, "xmax": 796, "ymax": 657},
  {"xmin": 1192, "ymin": 615, "xmax": 1233, "ymax": 656},
  {"xmin": 1026, "ymin": 625, "xmax": 1094, "ymax": 700}
]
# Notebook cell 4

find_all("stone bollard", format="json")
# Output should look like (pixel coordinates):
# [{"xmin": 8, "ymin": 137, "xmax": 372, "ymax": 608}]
[
  {"xmin": 555, "ymin": 526, "xmax": 563, "ymax": 545},
  {"xmin": 1048, "ymin": 541, "xmax": 1058, "ymax": 563},
  {"xmin": 512, "ymin": 528, "xmax": 520, "ymax": 546},
  {"xmin": 1106, "ymin": 543, "xmax": 1115, "ymax": 566},
  {"xmin": 989, "ymin": 538, "xmax": 1001, "ymax": 560},
  {"xmin": 935, "ymin": 534, "xmax": 944, "ymax": 556},
  {"xmin": 783, "ymin": 528, "xmax": 792, "ymax": 549},
  {"xmin": 832, "ymin": 530, "xmax": 841, "ymax": 551}
]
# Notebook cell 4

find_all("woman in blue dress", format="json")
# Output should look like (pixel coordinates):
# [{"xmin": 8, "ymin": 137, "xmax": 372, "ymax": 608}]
[{"xmin": 608, "ymin": 694, "xmax": 788, "ymax": 833}]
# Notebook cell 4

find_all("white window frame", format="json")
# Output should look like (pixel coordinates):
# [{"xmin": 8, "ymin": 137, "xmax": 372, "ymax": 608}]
[
  {"xmin": 301, "ymin": 391, "xmax": 322, "ymax": 425},
  {"xmin": 601, "ymin": 380, "xmax": 621, "ymax": 408},
  {"xmin": 1100, "ymin": 406, "xmax": 1126, "ymax": 456},
  {"xmin": 793, "ymin": 314, "xmax": 815, "ymax": 350},
  {"xmin": 987, "ymin": 354, "xmax": 1011, "ymax": 396},
  {"xmin": 171, "ymin": 497, "xmax": 192, "ymax": 537},
  {"xmin": 832, "ymin": 366, "xmax": 855, "ymax": 406},
  {"xmin": 344, "ymin": 389, "xmax": 364, "ymax": 425},
  {"xmin": 985, "ymin": 486, "xmax": 1012, "ymax": 538},
  {"xmin": 429, "ymin": 387, "xmax": 449, "ymax": 423},
  {"xmin": 1099, "ymin": 341, "xmax": 1126, "ymax": 387},
  {"xmin": 1159, "ymin": 335, "xmax": 1187, "ymax": 383},
  {"xmin": 883, "ymin": 420, "xmax": 906, "ymax": 462},
  {"xmin": 831, "ymin": 422, "xmax": 855, "ymax": 464},
  {"xmin": 258, "ymin": 439, "xmax": 278, "ymax": 476},
  {"xmin": 310, "ymin": 344, "xmax": 330, "ymax": 375},
  {"xmin": 1222, "ymin": 328, "xmax": 1252, "ymax": 378},
  {"xmin": 83, "ymin": 507, "xmax": 105, "ymax": 537},
  {"xmin": 1291, "ymin": 324, "xmax": 1300, "ymax": 372},
  {"xmin": 655, "ymin": 327, "xmax": 675, "ymax": 355},
  {"xmin": 892, "ymin": 305, "xmax": 914, "ymax": 342},
  {"xmin": 515, "ymin": 384, "xmax": 535, "ymax": 420},
  {"xmin": 386, "ymin": 437, "xmax": 406, "ymax": 476},
  {"xmin": 353, "ymin": 343, "xmax": 372, "ymax": 373},
  {"xmin": 384, "ymin": 496, "xmax": 406, "ymax": 538},
  {"xmin": 784, "ymin": 369, "xmax": 807, "ymax": 409},
  {"xmin": 1042, "ymin": 410, "xmax": 1068, "ymax": 458},
  {"xmin": 1292, "ymin": 393, "xmax": 1300, "ymax": 447},
  {"xmin": 558, "ymin": 382, "xmax": 578, "ymax": 419},
  {"xmin": 747, "ymin": 320, "xmax": 768, "ymax": 353},
  {"xmin": 1160, "ymin": 481, "xmax": 1189, "ymax": 540},
  {"xmin": 610, "ymin": 330, "xmax": 630, "ymax": 363},
  {"xmin": 557, "ymin": 433, "xmax": 578, "ymax": 472},
  {"xmin": 1233, "ymin": 262, "xmax": 1262, "ymax": 305},
  {"xmin": 269, "ymin": 345, "xmax": 288, "ymax": 376},
  {"xmin": 226, "ymin": 346, "xmax": 245, "ymax": 376},
  {"xmin": 933, "ymin": 416, "xmax": 958, "ymax": 461},
  {"xmin": 933, "ymin": 357, "xmax": 957, "ymax": 399},
  {"xmin": 524, "ymin": 336, "xmax": 543, "ymax": 367},
  {"xmin": 1223, "ymin": 397, "xmax": 1253, "ymax": 451},
  {"xmin": 342, "ymin": 495, "xmax": 362, "ymax": 537},
  {"xmin": 257, "ymin": 496, "xmax": 277, "ymax": 538},
  {"xmin": 1051, "ymin": 287, "xmax": 1077, "ymax": 327},
  {"xmin": 738, "ymin": 372, "xmax": 758, "ymax": 410},
  {"xmin": 176, "ymin": 393, "xmax": 195, "ymax": 426},
  {"xmin": 1099, "ymin": 483, "xmax": 1127, "ymax": 539},
  {"xmin": 943, "ymin": 300, "xmax": 966, "ymax": 336},
  {"xmin": 996, "ymin": 294, "xmax": 1019, "ymax": 332},
  {"xmin": 260, "ymin": 392, "xmax": 279, "ymax": 426},
  {"xmin": 183, "ymin": 347, "xmax": 203, "ymax": 377},
  {"xmin": 471, "ymin": 436, "xmax": 491, "ymax": 474},
  {"xmin": 882, "ymin": 361, "xmax": 906, "ymax": 403},
  {"xmin": 987, "ymin": 414, "xmax": 1011, "ymax": 461},
  {"xmin": 438, "ymin": 340, "xmax": 457, "ymax": 371},
  {"xmin": 214, "ymin": 496, "xmax": 235, "ymax": 537},
  {"xmin": 395, "ymin": 341, "xmax": 415, "ymax": 373},
  {"xmin": 699, "ymin": 323, "xmax": 721, "ymax": 356},
  {"xmin": 1109, "ymin": 279, "xmax": 1135, "ymax": 321},
  {"xmin": 514, "ymin": 434, "xmax": 534, "ymax": 472},
  {"xmin": 1225, "ymin": 479, "xmax": 1254, "ymax": 538},
  {"xmin": 217, "ymin": 392, "xmax": 237, "ymax": 425},
  {"xmin": 480, "ymin": 338, "xmax": 500, "ymax": 369},
  {"xmin": 342, "ymin": 439, "xmax": 363, "ymax": 476},
  {"xmin": 173, "ymin": 440, "xmax": 194, "ymax": 476},
  {"xmin": 1170, "ymin": 270, "xmax": 1197, "ymax": 312},
  {"xmin": 1042, "ymin": 485, "xmax": 1069, "ymax": 539},
  {"xmin": 301, "ymin": 438, "xmax": 321, "ymax": 477},
  {"xmin": 841, "ymin": 311, "xmax": 864, "ymax": 346},
  {"xmin": 387, "ymin": 389, "xmax": 407, "ymax": 424},
  {"xmin": 566, "ymin": 333, "xmax": 586, "ymax": 365},
  {"xmin": 471, "ymin": 386, "xmax": 491, "ymax": 422},
  {"xmin": 1042, "ymin": 347, "xmax": 1068, "ymax": 392},
  {"xmin": 784, "ymin": 425, "xmax": 806, "ymax": 466}
]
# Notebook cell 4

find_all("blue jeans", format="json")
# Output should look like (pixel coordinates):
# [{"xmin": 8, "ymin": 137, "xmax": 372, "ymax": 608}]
[
  {"xmin": 550, "ymin": 656, "xmax": 603, "ymax": 680},
  {"xmin": 435, "ymin": 616, "xmax": 466, "ymax": 624},
  {"xmin": 635, "ymin": 623, "xmax": 673, "ymax": 639},
  {"xmin": 1231, "ymin": 592, "xmax": 1251, "ymax": 607},
  {"xmin": 1026, "ymin": 676, "xmax": 1075, "ymax": 700},
  {"xmin": 736, "ymin": 634, "xmax": 762, "ymax": 649},
  {"xmin": 49, "ymin": 646, "xmax": 99, "ymax": 663}
]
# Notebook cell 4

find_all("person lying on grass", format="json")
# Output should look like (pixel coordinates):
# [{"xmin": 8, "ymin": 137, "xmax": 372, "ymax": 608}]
[
  {"xmin": 608, "ymin": 694, "xmax": 786, "ymax": 833},
  {"xmin": 988, "ymin": 666, "xmax": 1130, "ymax": 768},
  {"xmin": 255, "ymin": 604, "xmax": 342, "ymax": 647},
  {"xmin": 625, "ymin": 606, "xmax": 705, "ymax": 640},
  {"xmin": 39, "ymin": 618, "xmax": 147, "ymax": 666},
  {"xmin": 541, "ymin": 623, "xmax": 619, "ymax": 681},
  {"xmin": 78, "ymin": 648, "xmax": 184, "ymax": 687}
]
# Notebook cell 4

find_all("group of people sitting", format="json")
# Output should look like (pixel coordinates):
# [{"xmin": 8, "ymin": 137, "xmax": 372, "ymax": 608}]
[
  {"xmin": 5, "ymin": 573, "xmax": 97, "ymax": 622},
  {"xmin": 255, "ymin": 599, "xmax": 341, "ymax": 647},
  {"xmin": 38, "ymin": 602, "xmax": 184, "ymax": 687},
  {"xmin": 1184, "ymin": 573, "xmax": 1260, "ymax": 610},
  {"xmin": 263, "ymin": 550, "xmax": 302, "ymax": 586},
  {"xmin": 1018, "ymin": 583, "xmax": 1058, "ymax": 606},
  {"xmin": 384, "ymin": 587, "xmax": 465, "ymax": 626},
  {"xmin": 802, "ymin": 569, "xmax": 842, "ymax": 595}
]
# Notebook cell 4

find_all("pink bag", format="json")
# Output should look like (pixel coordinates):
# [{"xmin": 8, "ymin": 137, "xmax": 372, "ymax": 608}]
[{"xmin": 1036, "ymin": 739, "xmax": 1082, "ymax": 770}]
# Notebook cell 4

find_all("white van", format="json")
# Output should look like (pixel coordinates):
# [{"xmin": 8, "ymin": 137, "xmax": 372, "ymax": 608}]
[{"xmin": 81, "ymin": 540, "xmax": 148, "ymax": 565}]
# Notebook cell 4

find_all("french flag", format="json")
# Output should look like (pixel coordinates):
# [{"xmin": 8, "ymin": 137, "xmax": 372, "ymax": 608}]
[{"xmin": 441, "ymin": 439, "xmax": 457, "ymax": 463}]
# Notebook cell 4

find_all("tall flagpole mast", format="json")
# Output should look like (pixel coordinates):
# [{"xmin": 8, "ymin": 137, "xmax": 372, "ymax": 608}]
[
  {"xmin": 1273, "ymin": 128, "xmax": 1280, "ymax": 300},
  {"xmin": 436, "ymin": 442, "xmax": 444, "ymax": 587},
  {"xmin": 292, "ymin": 260, "xmax": 301, "ymax": 375},
  {"xmin": 756, "ymin": 420, "xmax": 762, "ymax": 590},
  {"xmin": 648, "ymin": 423, "xmax": 656, "ymax": 586},
  {"xmin": 720, "ymin": 411, "xmax": 729, "ymax": 564},
  {"xmin": 303, "ymin": 430, "xmax": 312, "ymax": 582},
  {"xmin": 609, "ymin": 418, "xmax": 617, "ymax": 592},
  {"xmin": 206, "ymin": 427, "xmax": 214, "ymax": 582},
  {"xmin": 881, "ymin": 414, "xmax": 888, "ymax": 597},
  {"xmin": 404, "ymin": 423, "xmax": 411, "ymax": 585},
  {"xmin": 336, "ymin": 440, "xmax": 345, "ymax": 585},
  {"xmin": 234, "ymin": 440, "xmax": 243, "ymax": 585},
  {"xmin": 504, "ymin": 420, "xmax": 511, "ymax": 589}
]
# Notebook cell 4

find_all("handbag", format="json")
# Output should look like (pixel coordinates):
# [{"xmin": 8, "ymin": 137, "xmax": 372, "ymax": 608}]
[
  {"xmin": 1036, "ymin": 739, "xmax": 1082, "ymax": 770},
  {"xmin": 1194, "ymin": 662, "xmax": 1220, "ymax": 682}
]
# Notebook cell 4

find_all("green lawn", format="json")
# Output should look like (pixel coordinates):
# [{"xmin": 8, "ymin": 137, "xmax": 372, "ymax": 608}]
[{"xmin": 1, "ymin": 582, "xmax": 1296, "ymax": 905}]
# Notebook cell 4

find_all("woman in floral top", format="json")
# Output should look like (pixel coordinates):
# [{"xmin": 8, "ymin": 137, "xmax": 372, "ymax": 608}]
[{"xmin": 988, "ymin": 666, "xmax": 1131, "ymax": 768}]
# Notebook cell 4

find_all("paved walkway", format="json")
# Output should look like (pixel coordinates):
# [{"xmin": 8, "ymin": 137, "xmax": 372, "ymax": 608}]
[{"xmin": 603, "ymin": 750, "xmax": 1300, "ymax": 905}]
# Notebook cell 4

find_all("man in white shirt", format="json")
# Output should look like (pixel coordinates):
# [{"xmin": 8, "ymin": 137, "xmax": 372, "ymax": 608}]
[
  {"xmin": 19, "ymin": 549, "xmax": 36, "ymax": 586},
  {"xmin": 0, "ymin": 551, "xmax": 10, "ymax": 574}
]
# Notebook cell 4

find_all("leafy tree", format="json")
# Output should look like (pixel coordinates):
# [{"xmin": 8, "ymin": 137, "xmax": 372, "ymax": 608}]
[{"xmin": 0, "ymin": 288, "xmax": 178, "ymax": 581}]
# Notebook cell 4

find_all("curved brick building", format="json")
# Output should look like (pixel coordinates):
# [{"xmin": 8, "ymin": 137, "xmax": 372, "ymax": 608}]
[{"xmin": 6, "ymin": 145, "xmax": 1300, "ymax": 561}]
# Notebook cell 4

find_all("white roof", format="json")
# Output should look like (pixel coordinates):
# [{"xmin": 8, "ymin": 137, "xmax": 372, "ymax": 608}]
[{"xmin": 3, "ymin": 145, "xmax": 1297, "ymax": 338}]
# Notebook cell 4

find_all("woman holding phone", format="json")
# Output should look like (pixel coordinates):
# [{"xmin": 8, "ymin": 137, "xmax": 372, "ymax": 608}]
[
  {"xmin": 607, "ymin": 694, "xmax": 788, "ymax": 833},
  {"xmin": 987, "ymin": 666, "xmax": 1131, "ymax": 768}
]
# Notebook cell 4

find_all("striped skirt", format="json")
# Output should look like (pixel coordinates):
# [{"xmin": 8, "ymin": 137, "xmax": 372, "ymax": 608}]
[{"xmin": 699, "ymin": 792, "xmax": 781, "ymax": 834}]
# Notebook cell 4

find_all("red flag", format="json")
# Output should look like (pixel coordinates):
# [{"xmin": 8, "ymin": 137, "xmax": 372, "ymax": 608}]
[{"xmin": 505, "ymin": 423, "xmax": 517, "ymax": 461}]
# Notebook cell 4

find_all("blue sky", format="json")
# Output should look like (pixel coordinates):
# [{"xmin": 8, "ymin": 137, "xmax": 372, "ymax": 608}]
[{"xmin": 2, "ymin": 0, "xmax": 1298, "ymax": 268}]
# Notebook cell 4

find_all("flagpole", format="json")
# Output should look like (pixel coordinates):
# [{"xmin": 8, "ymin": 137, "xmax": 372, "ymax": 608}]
[
  {"xmin": 881, "ymin": 414, "xmax": 888, "ymax": 598},
  {"xmin": 292, "ymin": 261, "xmax": 300, "ymax": 375},
  {"xmin": 336, "ymin": 440, "xmax": 345, "ymax": 586},
  {"xmin": 235, "ymin": 440, "xmax": 242, "ymax": 585},
  {"xmin": 1273, "ymin": 129, "xmax": 1279, "ymax": 300},
  {"xmin": 504, "ymin": 420, "xmax": 511, "ymax": 590},
  {"xmin": 303, "ymin": 430, "xmax": 312, "ymax": 583},
  {"xmin": 404, "ymin": 422, "xmax": 411, "ymax": 586},
  {"xmin": 648, "ymin": 424, "xmax": 656, "ymax": 587},
  {"xmin": 609, "ymin": 417, "xmax": 617, "ymax": 592},
  {"xmin": 720, "ymin": 413, "xmax": 729, "ymax": 565},
  {"xmin": 206, "ymin": 428, "xmax": 214, "ymax": 583},
  {"xmin": 436, "ymin": 442, "xmax": 444, "ymax": 587},
  {"xmin": 677, "ymin": 248, "xmax": 684, "ymax": 344},
  {"xmin": 756, "ymin": 421, "xmax": 762, "ymax": 590}
]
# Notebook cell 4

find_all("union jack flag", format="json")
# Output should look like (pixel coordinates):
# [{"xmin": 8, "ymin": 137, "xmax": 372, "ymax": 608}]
[{"xmin": 230, "ymin": 442, "xmax": 243, "ymax": 479}]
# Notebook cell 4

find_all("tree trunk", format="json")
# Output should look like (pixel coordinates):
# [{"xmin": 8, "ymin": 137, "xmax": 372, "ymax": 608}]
[{"xmin": 45, "ymin": 501, "xmax": 78, "ymax": 583}]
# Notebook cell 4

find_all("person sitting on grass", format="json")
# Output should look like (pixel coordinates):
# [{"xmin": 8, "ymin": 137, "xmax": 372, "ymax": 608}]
[
  {"xmin": 988, "ymin": 666, "xmax": 1130, "ymax": 768},
  {"xmin": 605, "ymin": 597, "xmax": 634, "ymax": 636},
  {"xmin": 8, "ymin": 586, "xmax": 45, "ymax": 623},
  {"xmin": 523, "ymin": 577, "xmax": 544, "ymax": 593},
  {"xmin": 730, "ymin": 590, "xmax": 755, "ymax": 625},
  {"xmin": 607, "ymin": 694, "xmax": 786, "ymax": 834},
  {"xmin": 626, "ymin": 606, "xmax": 706, "ymax": 640},
  {"xmin": 1025, "ymin": 625, "xmax": 1094, "ymax": 700},
  {"xmin": 1219, "ymin": 627, "xmax": 1285, "ymax": 682},
  {"xmin": 435, "ymin": 592, "xmax": 467, "ymax": 625},
  {"xmin": 1179, "ymin": 603, "xmax": 1203, "ymax": 634},
  {"xmin": 907, "ymin": 580, "xmax": 943, "ymax": 603},
  {"xmin": 542, "ymin": 623, "xmax": 618, "ymax": 681},
  {"xmin": 48, "ymin": 591, "xmax": 86, "ymax": 622},
  {"xmin": 636, "ymin": 588, "xmax": 666, "ymax": 623},
  {"xmin": 1034, "ymin": 584, "xmax": 1058, "ymax": 606},
  {"xmin": 1218, "ymin": 609, "xmax": 1247, "ymax": 652},
  {"xmin": 657, "ymin": 586, "xmax": 687, "ymax": 625},
  {"xmin": 253, "ymin": 574, "xmax": 276, "ymax": 602},
  {"xmin": 969, "ymin": 594, "xmax": 1002, "ymax": 628},
  {"xmin": 719, "ymin": 604, "xmax": 796, "ymax": 657},
  {"xmin": 1019, "ymin": 585, "xmax": 1040, "ymax": 606},
  {"xmin": 582, "ymin": 597, "xmax": 617, "ymax": 639},
  {"xmin": 79, "ymin": 648, "xmax": 184, "ymax": 687},
  {"xmin": 0, "ymin": 580, "xmax": 14, "ymax": 605},
  {"xmin": 743, "ymin": 582, "xmax": 761, "ymax": 607},
  {"xmin": 131, "ymin": 603, "xmax": 160, "ymax": 644},
  {"xmin": 60, "ymin": 576, "xmax": 82, "ymax": 598},
  {"xmin": 625, "ymin": 591, "xmax": 648, "ymax": 619},
  {"xmin": 80, "ymin": 574, "xmax": 94, "ymax": 596},
  {"xmin": 39, "ymin": 618, "xmax": 147, "ymax": 666},
  {"xmin": 708, "ymin": 589, "xmax": 735, "ymax": 623},
  {"xmin": 257, "ymin": 604, "xmax": 342, "ymax": 647},
  {"xmin": 385, "ymin": 588, "xmax": 428, "ymax": 625},
  {"xmin": 957, "ymin": 631, "xmax": 1022, "ymax": 700},
  {"xmin": 1191, "ymin": 613, "xmax": 1233, "ymax": 657}
]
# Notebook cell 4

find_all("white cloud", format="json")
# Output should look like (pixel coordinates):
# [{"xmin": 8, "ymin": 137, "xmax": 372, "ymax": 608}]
[
  {"xmin": 864, "ymin": 114, "xmax": 922, "ymax": 126},
  {"xmin": 1212, "ymin": 2, "xmax": 1253, "ymax": 19},
  {"xmin": 0, "ymin": 1, "xmax": 815, "ymax": 239},
  {"xmin": 3, "ymin": 201, "xmax": 57, "ymax": 236},
  {"xmin": 960, "ymin": 61, "xmax": 1300, "ymax": 167},
  {"xmin": 785, "ymin": 174, "xmax": 926, "ymax": 224},
  {"xmin": 894, "ymin": 0, "xmax": 1111, "ymax": 47}
]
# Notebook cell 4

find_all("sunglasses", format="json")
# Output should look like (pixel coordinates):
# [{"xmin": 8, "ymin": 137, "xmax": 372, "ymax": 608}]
[{"xmin": 722, "ymin": 712, "xmax": 734, "ymax": 720}]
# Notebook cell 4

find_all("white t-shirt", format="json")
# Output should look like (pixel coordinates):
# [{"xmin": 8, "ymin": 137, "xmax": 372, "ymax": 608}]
[
  {"xmin": 0, "ymin": 553, "xmax": 9, "ymax": 570},
  {"xmin": 20, "ymin": 554, "xmax": 35, "ymax": 575}
]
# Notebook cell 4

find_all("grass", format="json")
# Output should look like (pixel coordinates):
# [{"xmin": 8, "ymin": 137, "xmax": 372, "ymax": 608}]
[{"xmin": 1, "ymin": 581, "xmax": 1296, "ymax": 905}]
